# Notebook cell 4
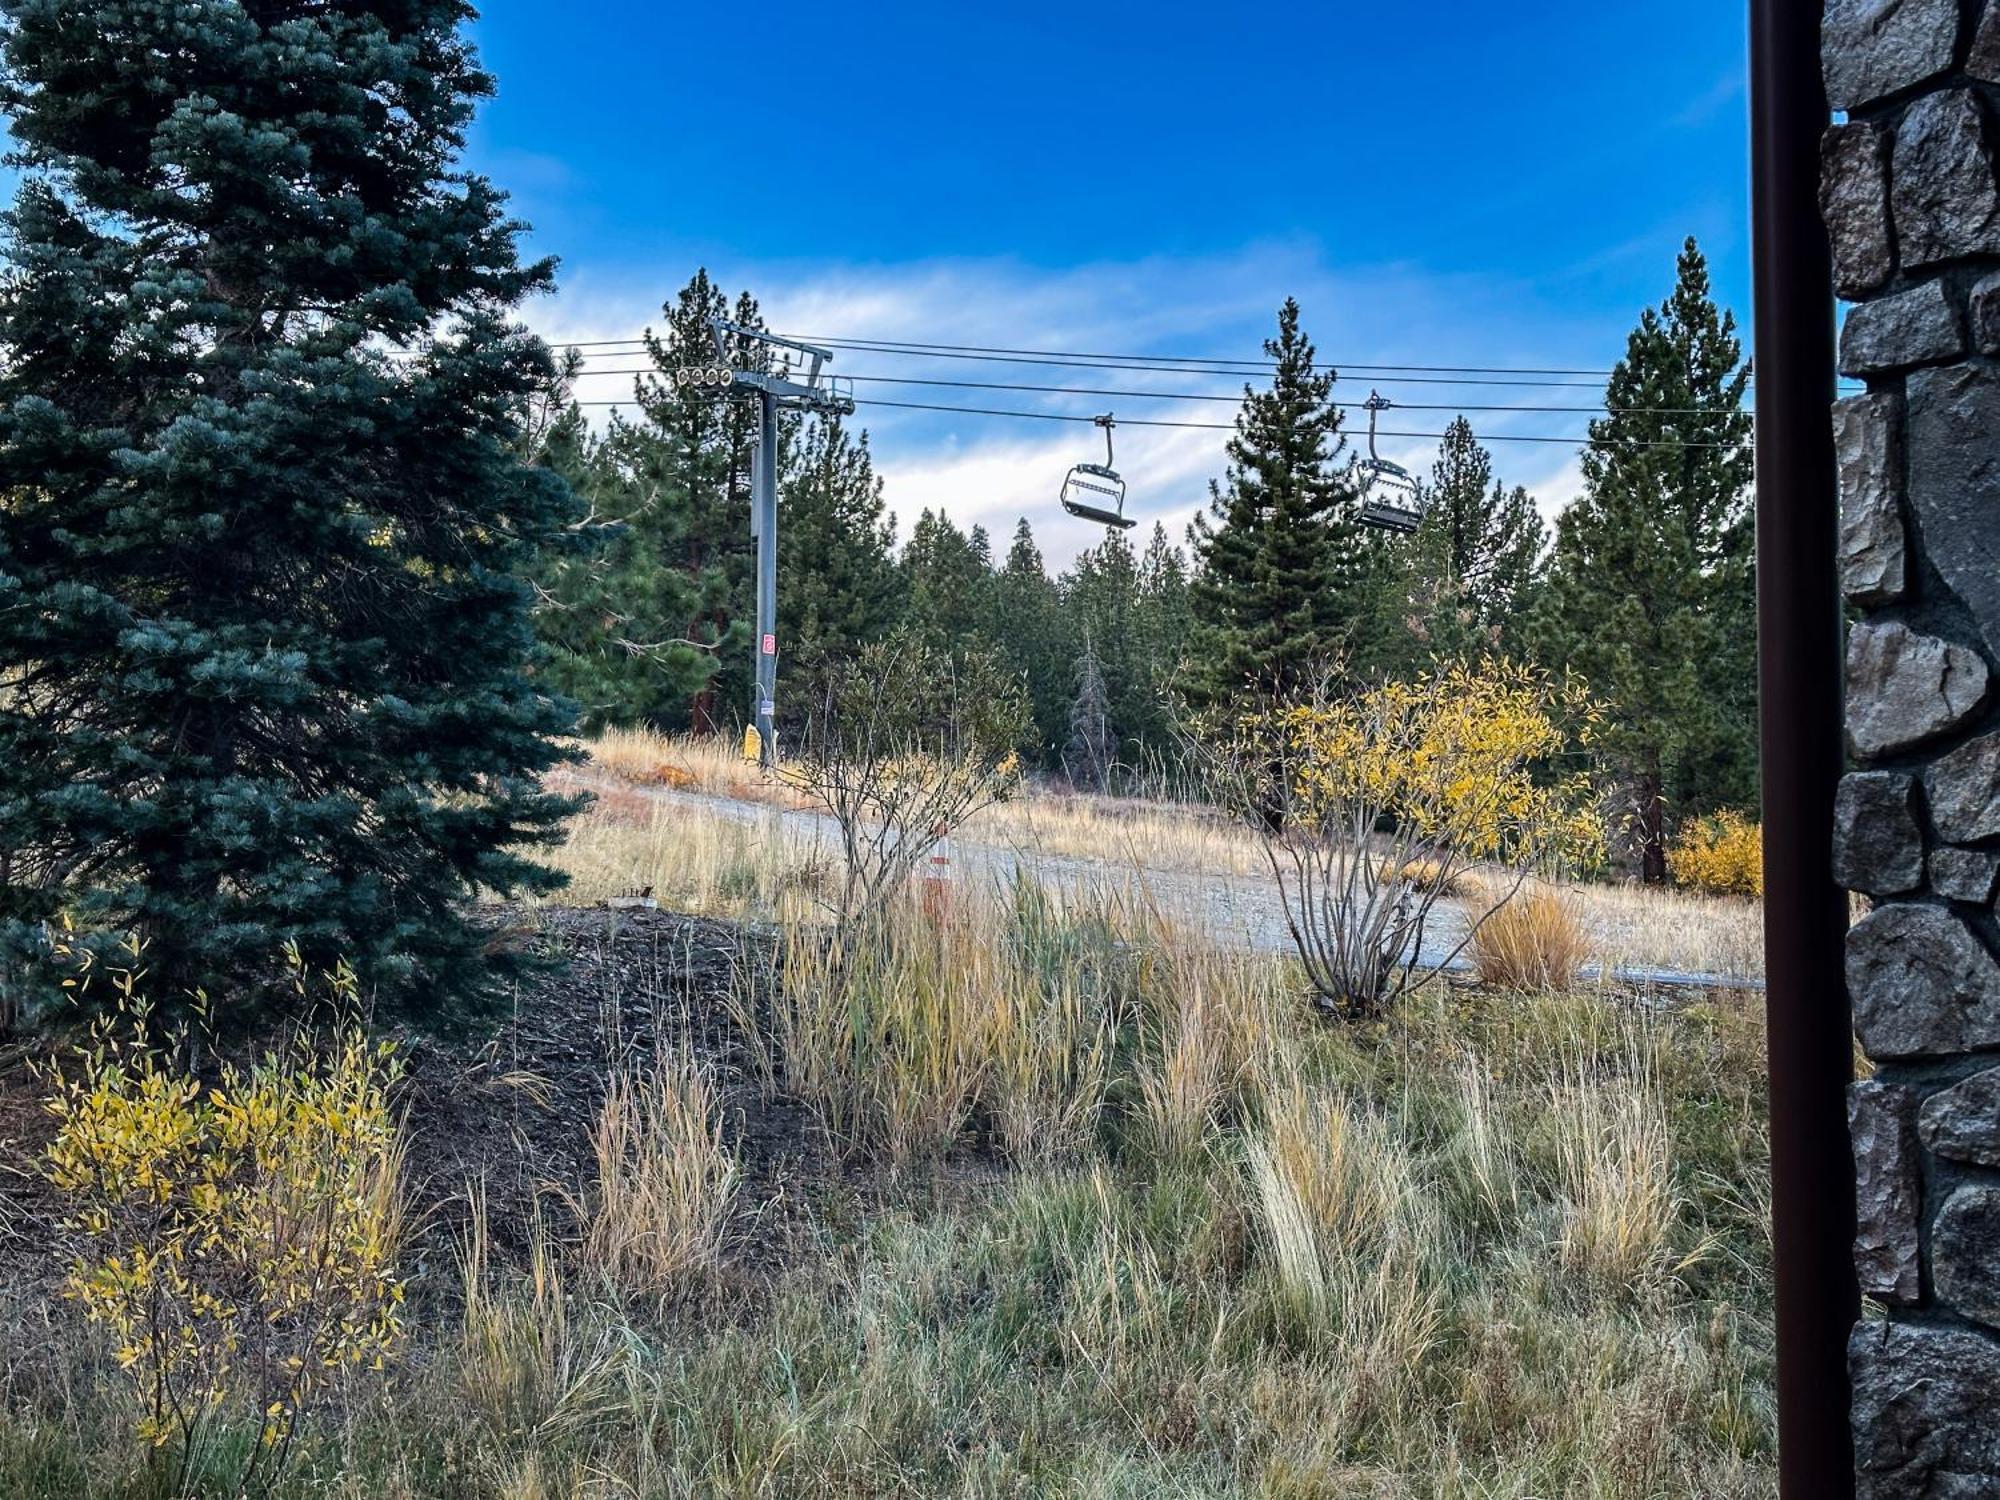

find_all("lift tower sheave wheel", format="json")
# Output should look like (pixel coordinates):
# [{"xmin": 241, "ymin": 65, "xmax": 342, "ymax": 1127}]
[
  {"xmin": 1059, "ymin": 413, "xmax": 1138, "ymax": 530},
  {"xmin": 1356, "ymin": 390, "xmax": 1424, "ymax": 534},
  {"xmin": 687, "ymin": 319, "xmax": 854, "ymax": 770}
]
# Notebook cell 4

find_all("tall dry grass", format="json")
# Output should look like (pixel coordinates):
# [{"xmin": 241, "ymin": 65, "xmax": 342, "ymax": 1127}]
[
  {"xmin": 0, "ymin": 872, "xmax": 1777, "ymax": 1497},
  {"xmin": 584, "ymin": 1046, "xmax": 740, "ymax": 1300},
  {"xmin": 1469, "ymin": 880, "xmax": 1592, "ymax": 991}
]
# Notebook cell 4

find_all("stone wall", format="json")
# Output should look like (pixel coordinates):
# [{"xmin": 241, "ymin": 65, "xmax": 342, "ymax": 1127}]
[{"xmin": 1821, "ymin": 3, "xmax": 2000, "ymax": 1494}]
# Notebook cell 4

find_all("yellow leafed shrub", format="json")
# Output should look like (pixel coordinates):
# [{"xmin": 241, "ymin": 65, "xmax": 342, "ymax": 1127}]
[
  {"xmin": 40, "ymin": 939, "xmax": 406, "ymax": 1493},
  {"xmin": 1668, "ymin": 810, "xmax": 1763, "ymax": 897}
]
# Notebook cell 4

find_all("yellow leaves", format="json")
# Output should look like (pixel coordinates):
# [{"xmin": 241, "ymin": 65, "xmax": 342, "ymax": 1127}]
[
  {"xmin": 38, "ymin": 964, "xmax": 408, "ymax": 1469},
  {"xmin": 1252, "ymin": 659, "xmax": 1603, "ymax": 871},
  {"xmin": 1668, "ymin": 810, "xmax": 1763, "ymax": 897}
]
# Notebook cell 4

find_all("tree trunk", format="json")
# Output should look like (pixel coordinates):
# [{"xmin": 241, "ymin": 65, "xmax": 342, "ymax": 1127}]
[{"xmin": 1638, "ymin": 751, "xmax": 1668, "ymax": 884}]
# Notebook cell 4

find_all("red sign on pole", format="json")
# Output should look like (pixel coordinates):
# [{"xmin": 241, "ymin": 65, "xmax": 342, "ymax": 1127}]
[{"xmin": 761, "ymin": 633, "xmax": 776, "ymax": 655}]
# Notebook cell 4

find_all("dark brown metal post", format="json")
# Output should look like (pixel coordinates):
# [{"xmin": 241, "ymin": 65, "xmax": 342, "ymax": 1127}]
[{"xmin": 1750, "ymin": 2, "xmax": 1857, "ymax": 1496}]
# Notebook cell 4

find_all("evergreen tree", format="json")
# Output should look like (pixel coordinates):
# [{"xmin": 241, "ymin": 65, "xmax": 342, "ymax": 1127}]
[
  {"xmin": 1065, "ymin": 635, "xmax": 1115, "ymax": 793},
  {"xmin": 1404, "ymin": 417, "xmax": 1547, "ymax": 661},
  {"xmin": 627, "ymin": 271, "xmax": 766, "ymax": 733},
  {"xmin": 0, "ymin": 1, "xmax": 582, "ymax": 1013},
  {"xmin": 1189, "ymin": 299, "xmax": 1361, "ymax": 706},
  {"xmin": 1067, "ymin": 529, "xmax": 1162, "ymax": 772},
  {"xmin": 1535, "ymin": 239, "xmax": 1755, "ymax": 881},
  {"xmin": 529, "ymin": 404, "xmax": 718, "ymax": 731},
  {"xmin": 778, "ymin": 412, "xmax": 901, "ymax": 674},
  {"xmin": 902, "ymin": 509, "xmax": 994, "ymax": 653},
  {"xmin": 989, "ymin": 518, "xmax": 1073, "ymax": 765},
  {"xmin": 1131, "ymin": 522, "xmax": 1196, "ymax": 764}
]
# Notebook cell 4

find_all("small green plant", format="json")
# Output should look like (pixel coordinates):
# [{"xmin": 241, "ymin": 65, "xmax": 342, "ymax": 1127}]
[{"xmin": 40, "ymin": 936, "xmax": 406, "ymax": 1498}]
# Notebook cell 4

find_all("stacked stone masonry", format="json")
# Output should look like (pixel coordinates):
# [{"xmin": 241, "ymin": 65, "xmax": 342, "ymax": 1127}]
[{"xmin": 1823, "ymin": 3, "xmax": 2000, "ymax": 1494}]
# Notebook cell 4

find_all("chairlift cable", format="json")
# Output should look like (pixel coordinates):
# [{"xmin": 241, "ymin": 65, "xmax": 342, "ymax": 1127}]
[
  {"xmin": 546, "ymin": 331, "xmax": 1862, "ymax": 391},
  {"xmin": 560, "ymin": 363, "xmax": 1755, "ymax": 419},
  {"xmin": 572, "ymin": 394, "xmax": 1756, "ymax": 448}
]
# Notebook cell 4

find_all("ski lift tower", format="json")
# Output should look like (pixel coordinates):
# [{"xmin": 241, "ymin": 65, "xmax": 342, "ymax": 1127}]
[{"xmin": 686, "ymin": 320, "xmax": 854, "ymax": 768}]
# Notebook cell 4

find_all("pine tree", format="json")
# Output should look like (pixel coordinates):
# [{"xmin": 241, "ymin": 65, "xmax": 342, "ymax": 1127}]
[
  {"xmin": 1189, "ymin": 299, "xmax": 1361, "ymax": 706},
  {"xmin": 530, "ymin": 403, "xmax": 717, "ymax": 730},
  {"xmin": 1131, "ymin": 522, "xmax": 1196, "ymax": 762},
  {"xmin": 1065, "ymin": 635, "xmax": 1116, "ymax": 793},
  {"xmin": 902, "ymin": 509, "xmax": 995, "ymax": 653},
  {"xmin": 989, "ymin": 518, "xmax": 1073, "ymax": 765},
  {"xmin": 1064, "ymin": 530, "xmax": 1150, "ymax": 768},
  {"xmin": 1536, "ymin": 239, "xmax": 1755, "ymax": 882},
  {"xmin": 1405, "ymin": 417, "xmax": 1547, "ymax": 661},
  {"xmin": 625, "ymin": 271, "xmax": 766, "ymax": 733},
  {"xmin": 0, "ymin": 2, "xmax": 582, "ymax": 1014},
  {"xmin": 778, "ymin": 411, "xmax": 901, "ymax": 674}
]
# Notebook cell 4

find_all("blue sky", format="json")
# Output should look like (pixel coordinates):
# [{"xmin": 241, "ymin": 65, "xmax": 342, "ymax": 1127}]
[{"xmin": 468, "ymin": 1, "xmax": 1756, "ymax": 563}]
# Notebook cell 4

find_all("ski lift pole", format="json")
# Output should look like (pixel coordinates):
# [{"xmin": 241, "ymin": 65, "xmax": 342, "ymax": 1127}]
[
  {"xmin": 701, "ymin": 320, "xmax": 852, "ymax": 770},
  {"xmin": 752, "ymin": 385, "xmax": 779, "ymax": 770}
]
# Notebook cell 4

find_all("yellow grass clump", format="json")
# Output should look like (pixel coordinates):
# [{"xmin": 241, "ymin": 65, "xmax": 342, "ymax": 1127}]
[{"xmin": 1469, "ymin": 881, "xmax": 1592, "ymax": 992}]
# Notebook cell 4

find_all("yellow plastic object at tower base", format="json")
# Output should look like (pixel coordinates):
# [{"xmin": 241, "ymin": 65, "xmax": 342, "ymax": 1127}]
[{"xmin": 741, "ymin": 724, "xmax": 761, "ymax": 763}]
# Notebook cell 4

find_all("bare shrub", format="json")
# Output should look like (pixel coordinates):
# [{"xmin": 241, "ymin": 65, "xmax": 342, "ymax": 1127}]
[{"xmin": 787, "ymin": 636, "xmax": 1032, "ymax": 930}]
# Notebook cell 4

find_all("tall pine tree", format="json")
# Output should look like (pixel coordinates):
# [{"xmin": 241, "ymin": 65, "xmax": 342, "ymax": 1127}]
[
  {"xmin": 902, "ymin": 509, "xmax": 995, "ymax": 654},
  {"xmin": 529, "ymin": 402, "xmax": 717, "ymax": 731},
  {"xmin": 0, "ymin": 0, "xmax": 582, "ymax": 1014},
  {"xmin": 1536, "ymin": 239, "xmax": 1755, "ymax": 881},
  {"xmin": 778, "ymin": 411, "xmax": 901, "ymax": 674},
  {"xmin": 627, "ymin": 271, "xmax": 766, "ymax": 733},
  {"xmin": 989, "ymin": 518, "xmax": 1073, "ymax": 766},
  {"xmin": 1189, "ymin": 299, "xmax": 1360, "ymax": 706},
  {"xmin": 1404, "ymin": 417, "xmax": 1547, "ymax": 662}
]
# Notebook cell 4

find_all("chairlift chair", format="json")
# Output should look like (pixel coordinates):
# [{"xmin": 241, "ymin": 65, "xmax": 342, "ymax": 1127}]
[
  {"xmin": 1060, "ymin": 414, "xmax": 1137, "ymax": 530},
  {"xmin": 1356, "ymin": 391, "xmax": 1424, "ymax": 534}
]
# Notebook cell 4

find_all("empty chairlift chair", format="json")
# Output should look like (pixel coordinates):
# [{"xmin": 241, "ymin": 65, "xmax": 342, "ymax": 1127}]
[
  {"xmin": 1356, "ymin": 391, "xmax": 1424, "ymax": 533},
  {"xmin": 1060, "ymin": 413, "xmax": 1137, "ymax": 530}
]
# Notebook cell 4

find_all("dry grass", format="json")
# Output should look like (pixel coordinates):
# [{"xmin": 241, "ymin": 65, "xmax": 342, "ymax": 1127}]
[
  {"xmin": 1546, "ymin": 1038, "xmax": 1695, "ymax": 1290},
  {"xmin": 580, "ymin": 726, "xmax": 1269, "ymax": 875},
  {"xmin": 1569, "ymin": 880, "xmax": 1764, "ymax": 981},
  {"xmin": 583, "ymin": 1047, "xmax": 740, "ymax": 1300},
  {"xmin": 570, "ymin": 731, "xmax": 1770, "ymax": 983},
  {"xmin": 1469, "ymin": 880, "xmax": 1592, "ymax": 991},
  {"xmin": 0, "ymin": 872, "xmax": 1777, "ymax": 1497}
]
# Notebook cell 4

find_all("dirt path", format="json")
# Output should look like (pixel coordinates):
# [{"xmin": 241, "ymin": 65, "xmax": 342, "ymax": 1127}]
[{"xmin": 585, "ymin": 771, "xmax": 1764, "ymax": 993}]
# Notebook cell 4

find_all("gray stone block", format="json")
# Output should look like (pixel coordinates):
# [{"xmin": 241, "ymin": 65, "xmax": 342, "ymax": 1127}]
[
  {"xmin": 1840, "ymin": 279, "xmax": 1964, "ymax": 375},
  {"xmin": 1835, "ymin": 393, "xmax": 1908, "ymax": 606},
  {"xmin": 1908, "ymin": 363, "xmax": 2000, "ymax": 660},
  {"xmin": 1926, "ymin": 731, "xmax": 2000, "ymax": 844},
  {"xmin": 1971, "ymin": 271, "xmax": 2000, "ymax": 354},
  {"xmin": 1835, "ymin": 772, "xmax": 1926, "ymax": 894},
  {"xmin": 1823, "ymin": 123, "xmax": 1896, "ymax": 297},
  {"xmin": 1824, "ymin": 0, "xmax": 1960, "ymax": 111},
  {"xmin": 1848, "ymin": 903, "xmax": 2000, "ymax": 1058},
  {"xmin": 1849, "ymin": 1080, "xmax": 1923, "ymax": 1302},
  {"xmin": 1935, "ymin": 1184, "xmax": 2000, "ymax": 1328},
  {"xmin": 1972, "ymin": 0, "xmax": 2000, "ymax": 83},
  {"xmin": 1932, "ymin": 847, "xmax": 2000, "ymax": 904},
  {"xmin": 1920, "ymin": 1064, "xmax": 2000, "ymax": 1166},
  {"xmin": 1852, "ymin": 1320, "xmax": 2000, "ymax": 1498},
  {"xmin": 1846, "ymin": 621, "xmax": 1990, "ymax": 759},
  {"xmin": 1893, "ymin": 90, "xmax": 2000, "ymax": 269}
]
